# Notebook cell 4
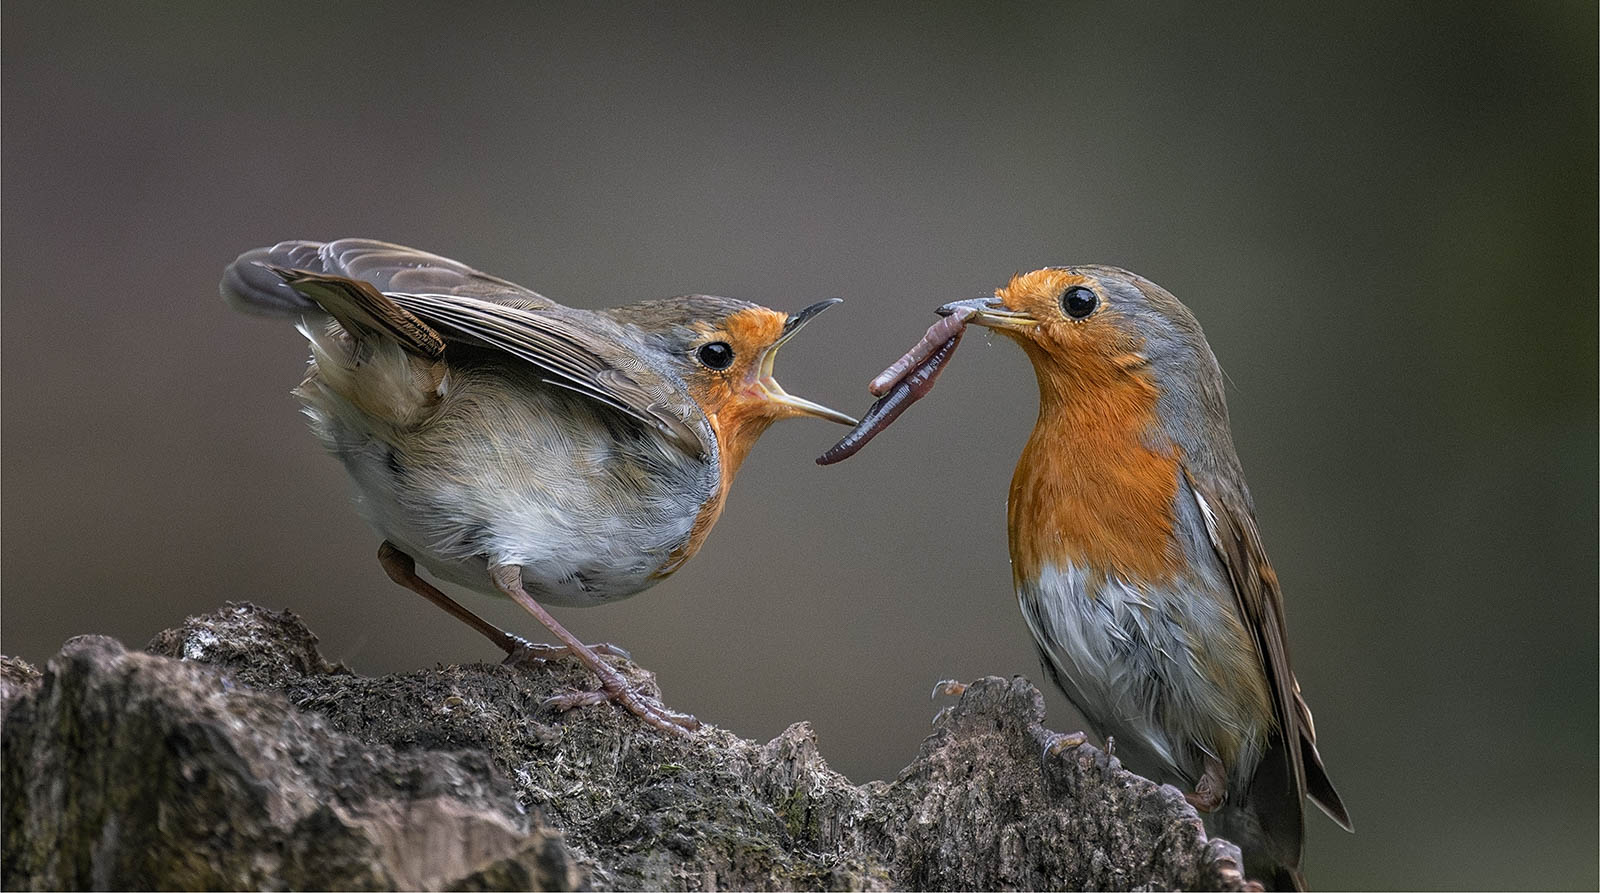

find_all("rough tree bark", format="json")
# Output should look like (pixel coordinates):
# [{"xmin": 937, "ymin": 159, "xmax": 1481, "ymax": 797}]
[{"xmin": 2, "ymin": 603, "xmax": 1249, "ymax": 891}]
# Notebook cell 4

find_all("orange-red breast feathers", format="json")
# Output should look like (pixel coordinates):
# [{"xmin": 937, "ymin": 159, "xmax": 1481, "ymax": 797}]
[{"xmin": 993, "ymin": 269, "xmax": 1185, "ymax": 587}]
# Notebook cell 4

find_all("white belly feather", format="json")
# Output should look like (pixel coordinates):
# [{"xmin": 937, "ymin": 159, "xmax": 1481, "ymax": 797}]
[{"xmin": 1017, "ymin": 561, "xmax": 1256, "ymax": 788}]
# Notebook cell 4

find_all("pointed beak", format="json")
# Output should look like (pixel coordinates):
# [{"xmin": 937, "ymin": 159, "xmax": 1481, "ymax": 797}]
[
  {"xmin": 758, "ymin": 298, "xmax": 857, "ymax": 425},
  {"xmin": 937, "ymin": 296, "xmax": 1039, "ymax": 331}
]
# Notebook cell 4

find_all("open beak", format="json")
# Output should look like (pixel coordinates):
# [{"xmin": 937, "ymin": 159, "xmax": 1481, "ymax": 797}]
[
  {"xmin": 937, "ymin": 296, "xmax": 1039, "ymax": 331},
  {"xmin": 757, "ymin": 298, "xmax": 857, "ymax": 425}
]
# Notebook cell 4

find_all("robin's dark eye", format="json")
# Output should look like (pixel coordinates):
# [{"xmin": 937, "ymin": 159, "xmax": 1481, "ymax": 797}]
[
  {"xmin": 696, "ymin": 341, "xmax": 734, "ymax": 370},
  {"xmin": 1061, "ymin": 285, "xmax": 1098, "ymax": 319}
]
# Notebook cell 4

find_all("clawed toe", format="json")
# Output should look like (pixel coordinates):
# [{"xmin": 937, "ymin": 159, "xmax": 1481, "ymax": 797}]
[
  {"xmin": 487, "ymin": 569, "xmax": 689, "ymax": 736},
  {"xmin": 1184, "ymin": 755, "xmax": 1227, "ymax": 812},
  {"xmin": 931, "ymin": 679, "xmax": 968, "ymax": 699},
  {"xmin": 544, "ymin": 683, "xmax": 701, "ymax": 737},
  {"xmin": 1184, "ymin": 785, "xmax": 1224, "ymax": 812},
  {"xmin": 503, "ymin": 637, "xmax": 567, "ymax": 664},
  {"xmin": 1042, "ymin": 730, "xmax": 1088, "ymax": 760},
  {"xmin": 931, "ymin": 679, "xmax": 969, "ymax": 725},
  {"xmin": 543, "ymin": 690, "xmax": 613, "ymax": 711}
]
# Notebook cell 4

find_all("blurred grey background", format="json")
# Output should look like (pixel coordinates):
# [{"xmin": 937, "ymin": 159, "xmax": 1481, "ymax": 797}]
[{"xmin": 4, "ymin": 2, "xmax": 1594, "ymax": 888}]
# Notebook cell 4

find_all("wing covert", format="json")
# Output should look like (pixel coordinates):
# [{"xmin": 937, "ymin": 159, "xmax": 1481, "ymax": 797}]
[
  {"xmin": 388, "ymin": 291, "xmax": 711, "ymax": 460},
  {"xmin": 1185, "ymin": 469, "xmax": 1351, "ymax": 835}
]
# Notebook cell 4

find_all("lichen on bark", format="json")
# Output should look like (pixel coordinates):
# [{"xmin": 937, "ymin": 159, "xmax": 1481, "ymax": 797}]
[{"xmin": 2, "ymin": 602, "xmax": 1247, "ymax": 891}]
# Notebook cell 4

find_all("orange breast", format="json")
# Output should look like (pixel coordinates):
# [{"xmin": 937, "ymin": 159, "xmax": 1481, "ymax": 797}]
[{"xmin": 1007, "ymin": 341, "xmax": 1182, "ymax": 588}]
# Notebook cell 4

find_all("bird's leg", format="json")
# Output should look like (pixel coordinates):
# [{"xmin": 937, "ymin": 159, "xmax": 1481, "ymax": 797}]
[
  {"xmin": 379, "ymin": 542, "xmax": 529, "ymax": 654},
  {"xmin": 1184, "ymin": 755, "xmax": 1228, "ymax": 812},
  {"xmin": 489, "ymin": 564, "xmax": 700, "ymax": 736},
  {"xmin": 377, "ymin": 542, "xmax": 629, "ymax": 660}
]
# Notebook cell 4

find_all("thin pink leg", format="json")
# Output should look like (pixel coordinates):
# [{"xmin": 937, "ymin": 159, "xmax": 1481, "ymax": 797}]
[
  {"xmin": 378, "ymin": 542, "xmax": 629, "ymax": 660},
  {"xmin": 489, "ymin": 565, "xmax": 700, "ymax": 736}
]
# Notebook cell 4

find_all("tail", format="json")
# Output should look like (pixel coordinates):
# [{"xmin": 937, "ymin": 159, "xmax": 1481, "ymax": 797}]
[
  {"xmin": 1214, "ymin": 734, "xmax": 1310, "ymax": 891},
  {"xmin": 245, "ymin": 265, "xmax": 449, "ymax": 435},
  {"xmin": 263, "ymin": 267, "xmax": 444, "ymax": 361},
  {"xmin": 1264, "ymin": 863, "xmax": 1308, "ymax": 892}
]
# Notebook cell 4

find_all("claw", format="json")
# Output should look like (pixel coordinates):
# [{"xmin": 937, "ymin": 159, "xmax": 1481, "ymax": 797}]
[
  {"xmin": 489, "ymin": 563, "xmax": 693, "ymax": 737},
  {"xmin": 1184, "ymin": 754, "xmax": 1228, "ymax": 812},
  {"xmin": 931, "ymin": 679, "xmax": 967, "ymax": 699},
  {"xmin": 544, "ymin": 683, "xmax": 701, "ymax": 736},
  {"xmin": 1042, "ymin": 730, "xmax": 1088, "ymax": 761}
]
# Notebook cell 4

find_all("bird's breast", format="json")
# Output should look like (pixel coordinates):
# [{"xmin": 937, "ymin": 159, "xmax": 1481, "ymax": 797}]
[{"xmin": 1006, "ymin": 380, "xmax": 1184, "ymax": 588}]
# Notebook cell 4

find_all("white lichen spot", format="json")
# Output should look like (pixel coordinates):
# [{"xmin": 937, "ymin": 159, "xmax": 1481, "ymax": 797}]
[{"xmin": 182, "ymin": 629, "xmax": 219, "ymax": 661}]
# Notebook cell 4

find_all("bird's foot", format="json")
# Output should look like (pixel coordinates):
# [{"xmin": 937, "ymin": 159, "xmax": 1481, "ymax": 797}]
[
  {"xmin": 930, "ymin": 678, "xmax": 968, "ymax": 724},
  {"xmin": 1183, "ymin": 755, "xmax": 1227, "ymax": 812},
  {"xmin": 502, "ymin": 635, "xmax": 632, "ymax": 664},
  {"xmin": 488, "ymin": 565, "xmax": 694, "ymax": 737},
  {"xmin": 1042, "ymin": 730, "xmax": 1089, "ymax": 760},
  {"xmin": 931, "ymin": 678, "xmax": 968, "ymax": 698},
  {"xmin": 544, "ymin": 679, "xmax": 701, "ymax": 737}
]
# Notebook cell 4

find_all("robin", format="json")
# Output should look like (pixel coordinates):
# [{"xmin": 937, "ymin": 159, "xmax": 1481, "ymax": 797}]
[
  {"xmin": 221, "ymin": 238, "xmax": 854, "ymax": 734},
  {"xmin": 834, "ymin": 266, "xmax": 1352, "ymax": 889}
]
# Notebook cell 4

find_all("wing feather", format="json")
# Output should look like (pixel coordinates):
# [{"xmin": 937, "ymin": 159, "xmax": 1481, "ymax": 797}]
[
  {"xmin": 1190, "ymin": 473, "xmax": 1350, "ymax": 838},
  {"xmin": 227, "ymin": 240, "xmax": 713, "ymax": 461},
  {"xmin": 388, "ymin": 291, "xmax": 710, "ymax": 460},
  {"xmin": 222, "ymin": 238, "xmax": 555, "ymax": 318},
  {"xmin": 1186, "ymin": 470, "xmax": 1352, "ymax": 853}
]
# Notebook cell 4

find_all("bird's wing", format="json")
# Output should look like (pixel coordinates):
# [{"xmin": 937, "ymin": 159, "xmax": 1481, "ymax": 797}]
[
  {"xmin": 225, "ymin": 241, "xmax": 711, "ymax": 460},
  {"xmin": 387, "ymin": 290, "xmax": 710, "ymax": 460},
  {"xmin": 264, "ymin": 268, "xmax": 446, "ymax": 360},
  {"xmin": 222, "ymin": 238, "xmax": 557, "ymax": 318},
  {"xmin": 1184, "ymin": 470, "xmax": 1354, "ymax": 838}
]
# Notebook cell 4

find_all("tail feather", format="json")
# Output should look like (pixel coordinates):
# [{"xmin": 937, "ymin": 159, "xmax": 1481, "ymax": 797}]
[
  {"xmin": 1267, "ymin": 863, "xmax": 1308, "ymax": 892},
  {"xmin": 1302, "ymin": 734, "xmax": 1353, "ymax": 831}
]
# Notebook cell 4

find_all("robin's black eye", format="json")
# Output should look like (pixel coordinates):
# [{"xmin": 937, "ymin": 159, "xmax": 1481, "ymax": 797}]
[
  {"xmin": 696, "ymin": 341, "xmax": 734, "ymax": 370},
  {"xmin": 1061, "ymin": 285, "xmax": 1098, "ymax": 319}
]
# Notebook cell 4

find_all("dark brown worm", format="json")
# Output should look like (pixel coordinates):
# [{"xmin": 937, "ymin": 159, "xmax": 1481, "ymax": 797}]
[
  {"xmin": 816, "ymin": 324, "xmax": 966, "ymax": 465},
  {"xmin": 868, "ymin": 306, "xmax": 976, "ymax": 396}
]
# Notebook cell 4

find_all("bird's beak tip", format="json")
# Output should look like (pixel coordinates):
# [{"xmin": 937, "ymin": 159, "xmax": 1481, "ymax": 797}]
[
  {"xmin": 764, "ymin": 386, "xmax": 857, "ymax": 426},
  {"xmin": 781, "ymin": 297, "xmax": 843, "ymax": 340},
  {"xmin": 762, "ymin": 297, "xmax": 852, "ymax": 424},
  {"xmin": 939, "ymin": 296, "xmax": 1035, "ymax": 330},
  {"xmin": 937, "ymin": 296, "xmax": 996, "ymax": 317}
]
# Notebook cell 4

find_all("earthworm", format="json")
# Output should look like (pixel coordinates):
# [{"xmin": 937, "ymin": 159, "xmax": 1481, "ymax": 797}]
[
  {"xmin": 816, "ymin": 321, "xmax": 966, "ymax": 465},
  {"xmin": 868, "ymin": 305, "xmax": 976, "ymax": 396}
]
